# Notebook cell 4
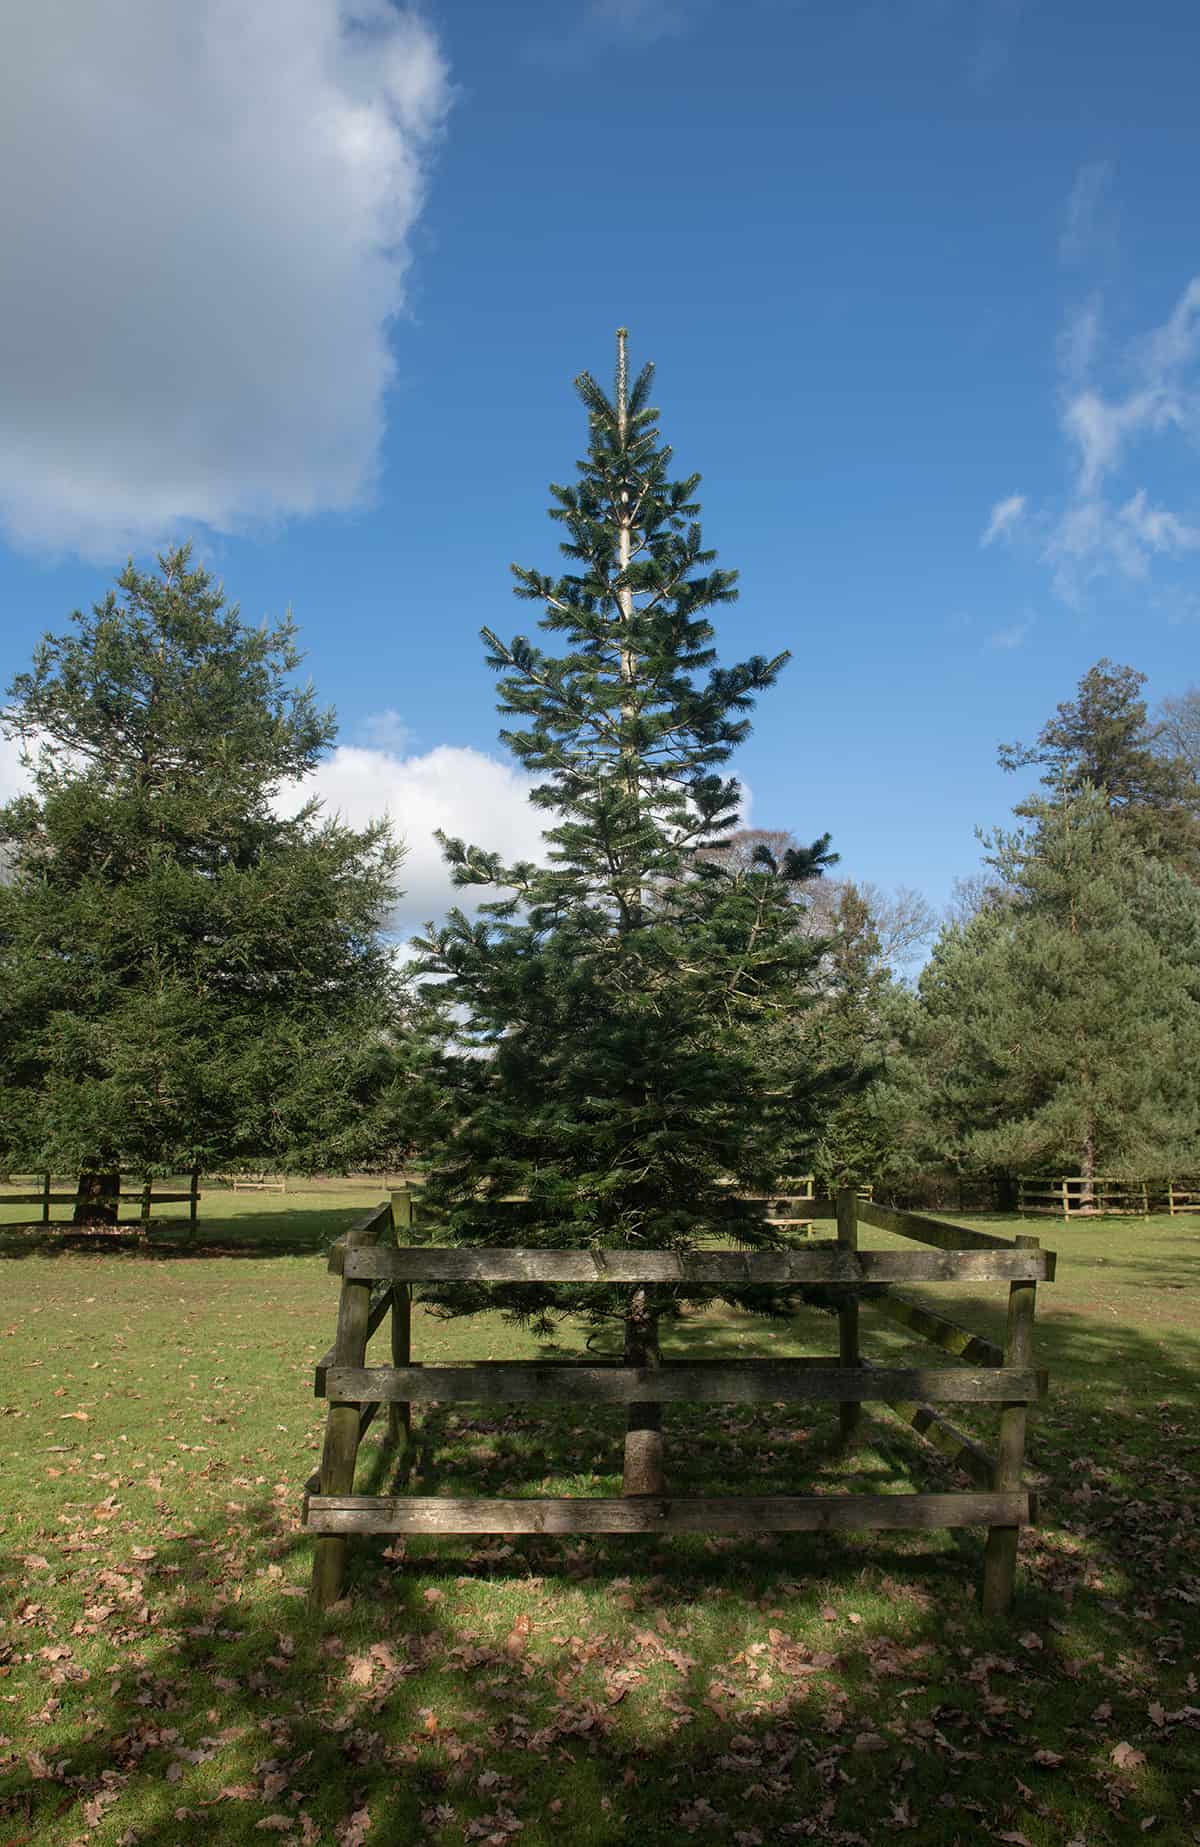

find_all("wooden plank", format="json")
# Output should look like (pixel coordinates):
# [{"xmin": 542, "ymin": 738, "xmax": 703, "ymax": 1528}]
[
  {"xmin": 326, "ymin": 1200, "xmax": 393, "ymax": 1273},
  {"xmin": 305, "ymin": 1490, "xmax": 1033, "ymax": 1536},
  {"xmin": 857, "ymin": 1200, "xmax": 1015, "ymax": 1252},
  {"xmin": 313, "ymin": 1283, "xmax": 395, "ymax": 1395},
  {"xmin": 869, "ymin": 1293, "xmax": 1004, "ymax": 1368},
  {"xmin": 303, "ymin": 1401, "xmax": 383, "ymax": 1496},
  {"xmin": 982, "ymin": 1235, "xmax": 1039, "ymax": 1618},
  {"xmin": 389, "ymin": 1282, "xmax": 412, "ymax": 1449},
  {"xmin": 864, "ymin": 1386, "xmax": 997, "ymax": 1491},
  {"xmin": 837, "ymin": 1188, "xmax": 862, "ymax": 1446},
  {"xmin": 1, "ymin": 1193, "xmax": 82, "ymax": 1206},
  {"xmin": 343, "ymin": 1245, "xmax": 1055, "ymax": 1285},
  {"xmin": 324, "ymin": 1360, "xmax": 1047, "ymax": 1406},
  {"xmin": 310, "ymin": 1204, "xmax": 392, "ymax": 1609}
]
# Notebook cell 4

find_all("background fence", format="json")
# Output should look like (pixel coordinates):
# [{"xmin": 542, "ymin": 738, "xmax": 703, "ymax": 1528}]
[
  {"xmin": 0, "ymin": 1170, "xmax": 200, "ymax": 1231},
  {"xmin": 1017, "ymin": 1175, "xmax": 1200, "ymax": 1217}
]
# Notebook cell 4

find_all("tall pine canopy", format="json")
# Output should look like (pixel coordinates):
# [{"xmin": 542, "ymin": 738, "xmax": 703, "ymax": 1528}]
[
  {"xmin": 911, "ymin": 786, "xmax": 1200, "ymax": 1184},
  {"xmin": 0, "ymin": 548, "xmax": 418, "ymax": 1212},
  {"xmin": 414, "ymin": 332, "xmax": 841, "ymax": 1491},
  {"xmin": 998, "ymin": 658, "xmax": 1200, "ymax": 867}
]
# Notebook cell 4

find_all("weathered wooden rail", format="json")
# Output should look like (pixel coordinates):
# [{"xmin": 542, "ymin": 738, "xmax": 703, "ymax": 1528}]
[
  {"xmin": 304, "ymin": 1192, "xmax": 1053, "ymax": 1618},
  {"xmin": 1, "ymin": 1170, "xmax": 200, "ymax": 1234},
  {"xmin": 1018, "ymin": 1174, "xmax": 1200, "ymax": 1217}
]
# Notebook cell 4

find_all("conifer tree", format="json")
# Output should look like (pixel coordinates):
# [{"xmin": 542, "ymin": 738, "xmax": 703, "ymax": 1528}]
[
  {"xmin": 999, "ymin": 658, "xmax": 1200, "ymax": 866},
  {"xmin": 911, "ymin": 786, "xmax": 1200, "ymax": 1184},
  {"xmin": 415, "ymin": 332, "xmax": 839, "ymax": 1493},
  {"xmin": 0, "ymin": 548, "xmax": 419, "ymax": 1213}
]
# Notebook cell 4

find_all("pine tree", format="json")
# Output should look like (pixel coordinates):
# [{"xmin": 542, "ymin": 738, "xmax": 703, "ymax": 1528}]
[
  {"xmin": 415, "ymin": 332, "xmax": 839, "ymax": 1494},
  {"xmin": 799, "ymin": 883, "xmax": 921, "ymax": 1194},
  {"xmin": 911, "ymin": 786, "xmax": 1200, "ymax": 1185},
  {"xmin": 0, "ymin": 547, "xmax": 418, "ymax": 1214},
  {"xmin": 999, "ymin": 658, "xmax": 1200, "ymax": 865}
]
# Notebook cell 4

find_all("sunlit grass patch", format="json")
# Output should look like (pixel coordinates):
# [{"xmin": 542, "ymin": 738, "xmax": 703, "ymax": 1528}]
[{"xmin": 1, "ymin": 1202, "xmax": 1197, "ymax": 1843}]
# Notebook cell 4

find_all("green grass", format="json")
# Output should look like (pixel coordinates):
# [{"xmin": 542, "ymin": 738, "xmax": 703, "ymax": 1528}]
[{"xmin": 1, "ymin": 1200, "xmax": 1198, "ymax": 1845}]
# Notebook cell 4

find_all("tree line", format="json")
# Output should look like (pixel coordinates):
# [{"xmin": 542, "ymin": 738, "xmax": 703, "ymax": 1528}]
[{"xmin": 4, "ymin": 335, "xmax": 1198, "ymax": 1261}]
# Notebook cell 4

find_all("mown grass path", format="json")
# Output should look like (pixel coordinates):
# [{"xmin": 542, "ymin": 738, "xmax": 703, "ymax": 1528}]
[{"xmin": 1, "ymin": 1194, "xmax": 1197, "ymax": 1845}]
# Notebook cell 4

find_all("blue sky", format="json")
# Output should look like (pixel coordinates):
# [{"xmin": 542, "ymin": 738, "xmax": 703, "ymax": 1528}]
[{"xmin": 2, "ymin": 0, "xmax": 1198, "ymax": 940}]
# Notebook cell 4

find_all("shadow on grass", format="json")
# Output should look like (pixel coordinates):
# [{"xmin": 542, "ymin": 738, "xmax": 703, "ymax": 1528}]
[
  {"xmin": 2, "ymin": 1318, "xmax": 1198, "ymax": 1844},
  {"xmin": 0, "ymin": 1208, "xmax": 370, "ymax": 1263}
]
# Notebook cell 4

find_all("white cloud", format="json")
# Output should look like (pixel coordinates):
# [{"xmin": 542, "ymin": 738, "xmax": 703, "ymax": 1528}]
[
  {"xmin": 355, "ymin": 709, "xmax": 413, "ymax": 754},
  {"xmin": 980, "ymin": 494, "xmax": 1027, "ymax": 547},
  {"xmin": 986, "ymin": 614, "xmax": 1034, "ymax": 651},
  {"xmin": 0, "ymin": 733, "xmax": 30, "ymax": 806},
  {"xmin": 0, "ymin": 1, "xmax": 450, "ymax": 558},
  {"xmin": 278, "ymin": 742, "xmax": 547, "ymax": 934},
  {"xmin": 1034, "ymin": 272, "xmax": 1200, "ymax": 604},
  {"xmin": 1060, "ymin": 160, "xmax": 1115, "ymax": 267},
  {"xmin": 527, "ymin": 0, "xmax": 686, "ymax": 65},
  {"xmin": 1056, "ymin": 296, "xmax": 1102, "ymax": 388},
  {"xmin": 590, "ymin": 0, "xmax": 684, "ymax": 34}
]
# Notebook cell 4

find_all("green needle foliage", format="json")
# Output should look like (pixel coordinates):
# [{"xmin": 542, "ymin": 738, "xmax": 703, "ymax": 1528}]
[
  {"xmin": 0, "ymin": 547, "xmax": 419, "ymax": 1206},
  {"xmin": 413, "ymin": 333, "xmax": 844, "ymax": 1485},
  {"xmin": 912, "ymin": 785, "xmax": 1200, "ymax": 1183},
  {"xmin": 999, "ymin": 657, "xmax": 1200, "ymax": 867}
]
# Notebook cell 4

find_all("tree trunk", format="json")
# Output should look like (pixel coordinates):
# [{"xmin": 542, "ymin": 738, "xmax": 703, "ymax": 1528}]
[
  {"xmin": 73, "ymin": 1166, "xmax": 120, "ymax": 1225},
  {"xmin": 622, "ymin": 1287, "xmax": 663, "ymax": 1495},
  {"xmin": 1080, "ymin": 1130, "xmax": 1095, "ymax": 1210}
]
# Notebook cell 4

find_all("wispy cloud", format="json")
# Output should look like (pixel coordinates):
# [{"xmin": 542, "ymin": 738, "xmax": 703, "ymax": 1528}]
[
  {"xmin": 1060, "ymin": 160, "xmax": 1116, "ymax": 267},
  {"xmin": 1047, "ymin": 275, "xmax": 1200, "ymax": 602},
  {"xmin": 356, "ymin": 709, "xmax": 413, "ymax": 755},
  {"xmin": 966, "ymin": 0, "xmax": 1025, "ymax": 90},
  {"xmin": 980, "ymin": 494, "xmax": 1027, "ymax": 548},
  {"xmin": 527, "ymin": 0, "xmax": 690, "ymax": 66},
  {"xmin": 987, "ymin": 614, "xmax": 1034, "ymax": 650}
]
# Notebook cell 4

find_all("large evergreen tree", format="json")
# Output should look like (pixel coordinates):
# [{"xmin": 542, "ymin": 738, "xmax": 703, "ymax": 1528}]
[
  {"xmin": 999, "ymin": 658, "xmax": 1200, "ymax": 865},
  {"xmin": 0, "ymin": 548, "xmax": 417, "ymax": 1215},
  {"xmin": 414, "ymin": 332, "xmax": 840, "ymax": 1493},
  {"xmin": 911, "ymin": 786, "xmax": 1200, "ymax": 1184}
]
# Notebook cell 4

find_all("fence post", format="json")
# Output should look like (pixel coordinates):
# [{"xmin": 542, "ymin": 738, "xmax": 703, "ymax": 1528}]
[
  {"xmin": 982, "ymin": 1233, "xmax": 1038, "ymax": 1617},
  {"xmin": 140, "ymin": 1180, "xmax": 153, "ymax": 1225},
  {"xmin": 388, "ymin": 1202, "xmax": 412, "ymax": 1452},
  {"xmin": 189, "ymin": 1168, "xmax": 199, "ymax": 1239},
  {"xmin": 836, "ymin": 1187, "xmax": 862, "ymax": 1447},
  {"xmin": 311, "ymin": 1221, "xmax": 377, "ymax": 1610},
  {"xmin": 42, "ymin": 1172, "xmax": 51, "ymax": 1225}
]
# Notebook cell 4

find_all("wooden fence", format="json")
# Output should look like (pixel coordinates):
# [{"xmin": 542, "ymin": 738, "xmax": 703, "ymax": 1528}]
[
  {"xmin": 1018, "ymin": 1175, "xmax": 1200, "ymax": 1218},
  {"xmin": 305, "ymin": 1192, "xmax": 1053, "ymax": 1618},
  {"xmin": 2, "ymin": 1170, "xmax": 200, "ymax": 1233}
]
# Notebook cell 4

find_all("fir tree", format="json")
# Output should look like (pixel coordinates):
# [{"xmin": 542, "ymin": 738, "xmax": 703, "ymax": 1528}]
[
  {"xmin": 415, "ymin": 332, "xmax": 839, "ymax": 1493},
  {"xmin": 999, "ymin": 658, "xmax": 1200, "ymax": 865},
  {"xmin": 0, "ymin": 547, "xmax": 419, "ymax": 1214},
  {"xmin": 911, "ymin": 786, "xmax": 1200, "ymax": 1185}
]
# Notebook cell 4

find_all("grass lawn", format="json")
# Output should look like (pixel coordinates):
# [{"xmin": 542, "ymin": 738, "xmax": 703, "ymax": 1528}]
[{"xmin": 1, "ymin": 1196, "xmax": 1198, "ymax": 1845}]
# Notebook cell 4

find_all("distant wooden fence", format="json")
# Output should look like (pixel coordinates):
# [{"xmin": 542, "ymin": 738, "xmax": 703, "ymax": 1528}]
[
  {"xmin": 2, "ymin": 1170, "xmax": 200, "ymax": 1234},
  {"xmin": 229, "ymin": 1173, "xmax": 287, "ymax": 1194},
  {"xmin": 1019, "ymin": 1175, "xmax": 1200, "ymax": 1218},
  {"xmin": 304, "ymin": 1192, "xmax": 1053, "ymax": 1619}
]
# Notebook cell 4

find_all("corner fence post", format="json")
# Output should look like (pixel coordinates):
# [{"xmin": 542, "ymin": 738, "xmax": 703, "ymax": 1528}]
[
  {"xmin": 310, "ymin": 1208, "xmax": 386, "ymax": 1609},
  {"xmin": 389, "ymin": 1198, "xmax": 412, "ymax": 1451},
  {"xmin": 981, "ymin": 1233, "xmax": 1038, "ymax": 1617},
  {"xmin": 836, "ymin": 1187, "xmax": 862, "ymax": 1447}
]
